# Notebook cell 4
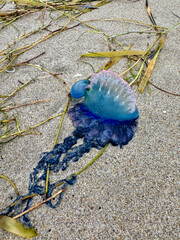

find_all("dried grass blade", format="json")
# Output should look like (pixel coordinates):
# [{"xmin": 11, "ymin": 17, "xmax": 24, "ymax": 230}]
[
  {"xmin": 11, "ymin": 0, "xmax": 44, "ymax": 7},
  {"xmin": 104, "ymin": 45, "xmax": 132, "ymax": 70},
  {"xmin": 146, "ymin": 0, "xmax": 157, "ymax": 26},
  {"xmin": 2, "ymin": 99, "xmax": 51, "ymax": 111},
  {"xmin": 0, "ymin": 112, "xmax": 63, "ymax": 141},
  {"xmin": 104, "ymin": 57, "xmax": 122, "ymax": 70},
  {"xmin": 0, "ymin": 174, "xmax": 19, "ymax": 195},
  {"xmin": 0, "ymin": 80, "xmax": 32, "ymax": 105},
  {"xmin": 95, "ymin": 0, "xmax": 112, "ymax": 8},
  {"xmin": 53, "ymin": 96, "xmax": 71, "ymax": 148},
  {"xmin": 81, "ymin": 50, "xmax": 146, "ymax": 58},
  {"xmin": 0, "ymin": 110, "xmax": 9, "ymax": 138},
  {"xmin": 138, "ymin": 35, "xmax": 166, "ymax": 93}
]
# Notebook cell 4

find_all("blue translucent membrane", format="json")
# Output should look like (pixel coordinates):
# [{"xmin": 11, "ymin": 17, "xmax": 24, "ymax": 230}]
[
  {"xmin": 84, "ymin": 82, "xmax": 139, "ymax": 121},
  {"xmin": 70, "ymin": 71, "xmax": 139, "ymax": 121}
]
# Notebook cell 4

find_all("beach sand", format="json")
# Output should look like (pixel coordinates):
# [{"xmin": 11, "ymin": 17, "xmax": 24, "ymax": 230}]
[{"xmin": 0, "ymin": 0, "xmax": 179, "ymax": 239}]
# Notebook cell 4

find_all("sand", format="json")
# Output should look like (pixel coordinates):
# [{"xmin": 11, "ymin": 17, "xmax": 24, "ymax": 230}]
[{"xmin": 0, "ymin": 0, "xmax": 179, "ymax": 239}]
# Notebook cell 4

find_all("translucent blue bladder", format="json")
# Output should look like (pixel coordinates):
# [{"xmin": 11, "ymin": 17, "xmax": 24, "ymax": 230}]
[{"xmin": 70, "ymin": 70, "xmax": 139, "ymax": 122}]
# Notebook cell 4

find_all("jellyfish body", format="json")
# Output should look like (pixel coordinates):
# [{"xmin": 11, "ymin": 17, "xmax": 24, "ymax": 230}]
[
  {"xmin": 67, "ymin": 70, "xmax": 139, "ymax": 162},
  {"xmin": 70, "ymin": 70, "xmax": 139, "ymax": 121},
  {"xmin": 2, "ymin": 71, "xmax": 139, "ymax": 227}
]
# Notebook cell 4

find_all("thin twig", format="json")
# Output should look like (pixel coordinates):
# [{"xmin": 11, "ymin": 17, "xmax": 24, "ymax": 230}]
[
  {"xmin": 13, "ymin": 188, "xmax": 66, "ymax": 220},
  {"xmin": 11, "ymin": 52, "xmax": 46, "ymax": 67},
  {"xmin": 2, "ymin": 99, "xmax": 51, "ymax": 111},
  {"xmin": 26, "ymin": 63, "xmax": 69, "ymax": 94},
  {"xmin": 149, "ymin": 81, "xmax": 180, "ymax": 97}
]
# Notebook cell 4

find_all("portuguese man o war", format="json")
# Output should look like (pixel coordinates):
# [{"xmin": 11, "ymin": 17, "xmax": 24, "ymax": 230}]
[
  {"xmin": 70, "ymin": 70, "xmax": 139, "ymax": 121},
  {"xmin": 1, "ymin": 70, "xmax": 139, "ymax": 227}
]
